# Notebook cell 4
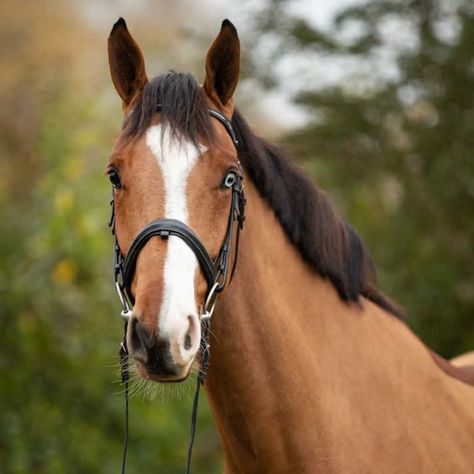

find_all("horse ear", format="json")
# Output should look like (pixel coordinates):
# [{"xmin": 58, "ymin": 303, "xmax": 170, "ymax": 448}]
[
  {"xmin": 108, "ymin": 18, "xmax": 148, "ymax": 108},
  {"xmin": 204, "ymin": 19, "xmax": 240, "ymax": 110}
]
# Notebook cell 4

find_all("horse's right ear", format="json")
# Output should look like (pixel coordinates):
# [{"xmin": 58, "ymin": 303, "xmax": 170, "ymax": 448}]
[
  {"xmin": 204, "ymin": 20, "xmax": 240, "ymax": 113},
  {"xmin": 108, "ymin": 18, "xmax": 148, "ymax": 108}
]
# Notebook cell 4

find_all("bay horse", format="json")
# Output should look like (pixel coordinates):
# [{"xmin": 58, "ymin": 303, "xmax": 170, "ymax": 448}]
[{"xmin": 107, "ymin": 18, "xmax": 474, "ymax": 473}]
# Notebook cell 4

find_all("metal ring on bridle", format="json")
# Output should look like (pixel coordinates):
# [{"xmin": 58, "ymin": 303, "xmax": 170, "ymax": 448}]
[
  {"xmin": 202, "ymin": 281, "xmax": 220, "ymax": 320},
  {"xmin": 115, "ymin": 281, "xmax": 130, "ymax": 311},
  {"xmin": 115, "ymin": 281, "xmax": 132, "ymax": 321}
]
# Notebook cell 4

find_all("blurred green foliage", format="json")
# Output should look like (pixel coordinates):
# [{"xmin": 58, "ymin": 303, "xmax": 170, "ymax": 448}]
[{"xmin": 0, "ymin": 0, "xmax": 473, "ymax": 472}]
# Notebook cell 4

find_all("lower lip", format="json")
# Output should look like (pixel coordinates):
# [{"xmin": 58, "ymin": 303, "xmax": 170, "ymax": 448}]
[{"xmin": 135, "ymin": 360, "xmax": 188, "ymax": 383}]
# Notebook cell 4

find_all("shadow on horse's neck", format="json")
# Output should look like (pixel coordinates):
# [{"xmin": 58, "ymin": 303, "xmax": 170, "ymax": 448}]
[{"xmin": 204, "ymin": 173, "xmax": 474, "ymax": 473}]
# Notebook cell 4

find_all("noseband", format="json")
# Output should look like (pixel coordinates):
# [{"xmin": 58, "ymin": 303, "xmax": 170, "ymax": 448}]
[{"xmin": 108, "ymin": 109, "xmax": 245, "ymax": 474}]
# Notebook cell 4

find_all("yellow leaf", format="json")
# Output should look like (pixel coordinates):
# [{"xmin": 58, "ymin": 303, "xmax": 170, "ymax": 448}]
[{"xmin": 52, "ymin": 258, "xmax": 77, "ymax": 285}]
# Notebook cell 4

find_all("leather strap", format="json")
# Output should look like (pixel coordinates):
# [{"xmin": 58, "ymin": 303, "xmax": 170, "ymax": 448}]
[
  {"xmin": 208, "ymin": 109, "xmax": 239, "ymax": 147},
  {"xmin": 122, "ymin": 219, "xmax": 216, "ymax": 304}
]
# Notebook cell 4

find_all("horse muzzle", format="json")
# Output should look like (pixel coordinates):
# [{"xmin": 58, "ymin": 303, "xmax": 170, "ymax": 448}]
[{"xmin": 127, "ymin": 314, "xmax": 200, "ymax": 382}]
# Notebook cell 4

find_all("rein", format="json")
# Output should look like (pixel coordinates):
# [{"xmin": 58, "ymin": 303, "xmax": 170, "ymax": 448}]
[{"xmin": 108, "ymin": 108, "xmax": 245, "ymax": 473}]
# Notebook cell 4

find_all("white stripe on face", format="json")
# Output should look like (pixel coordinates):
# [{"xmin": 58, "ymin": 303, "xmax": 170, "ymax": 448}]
[{"xmin": 145, "ymin": 125, "xmax": 207, "ymax": 341}]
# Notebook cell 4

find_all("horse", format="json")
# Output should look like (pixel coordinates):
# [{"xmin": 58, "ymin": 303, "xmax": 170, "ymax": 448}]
[{"xmin": 106, "ymin": 18, "xmax": 474, "ymax": 473}]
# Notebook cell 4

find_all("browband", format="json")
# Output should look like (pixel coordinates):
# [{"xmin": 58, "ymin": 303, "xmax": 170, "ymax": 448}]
[{"xmin": 208, "ymin": 109, "xmax": 239, "ymax": 147}]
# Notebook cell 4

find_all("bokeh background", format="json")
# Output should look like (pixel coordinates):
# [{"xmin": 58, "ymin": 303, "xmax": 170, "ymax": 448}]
[{"xmin": 1, "ymin": 0, "xmax": 473, "ymax": 472}]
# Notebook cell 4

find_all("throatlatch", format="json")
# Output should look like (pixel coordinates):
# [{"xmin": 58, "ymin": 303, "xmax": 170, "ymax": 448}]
[{"xmin": 109, "ymin": 108, "xmax": 245, "ymax": 474}]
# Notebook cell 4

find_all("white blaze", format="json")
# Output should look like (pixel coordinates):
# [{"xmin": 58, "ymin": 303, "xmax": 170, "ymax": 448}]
[{"xmin": 145, "ymin": 125, "xmax": 206, "ymax": 339}]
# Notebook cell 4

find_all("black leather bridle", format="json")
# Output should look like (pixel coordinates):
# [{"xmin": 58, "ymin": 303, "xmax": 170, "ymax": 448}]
[{"xmin": 108, "ymin": 108, "xmax": 245, "ymax": 474}]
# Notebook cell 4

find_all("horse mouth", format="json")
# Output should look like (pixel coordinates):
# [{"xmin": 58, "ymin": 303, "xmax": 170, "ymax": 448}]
[{"xmin": 134, "ymin": 358, "xmax": 190, "ymax": 383}]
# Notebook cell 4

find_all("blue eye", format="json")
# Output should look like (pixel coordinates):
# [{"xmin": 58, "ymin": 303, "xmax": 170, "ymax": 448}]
[
  {"xmin": 222, "ymin": 171, "xmax": 236, "ymax": 189},
  {"xmin": 108, "ymin": 169, "xmax": 122, "ymax": 189}
]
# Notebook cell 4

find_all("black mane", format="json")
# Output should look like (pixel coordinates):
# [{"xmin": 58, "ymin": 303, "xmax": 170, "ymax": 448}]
[
  {"xmin": 126, "ymin": 71, "xmax": 402, "ymax": 317},
  {"xmin": 232, "ymin": 110, "xmax": 402, "ymax": 317}
]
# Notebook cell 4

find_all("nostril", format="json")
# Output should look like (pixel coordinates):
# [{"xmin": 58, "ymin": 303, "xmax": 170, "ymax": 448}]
[
  {"xmin": 184, "ymin": 332, "xmax": 192, "ymax": 351},
  {"xmin": 183, "ymin": 315, "xmax": 197, "ymax": 352},
  {"xmin": 129, "ymin": 317, "xmax": 151, "ymax": 364}
]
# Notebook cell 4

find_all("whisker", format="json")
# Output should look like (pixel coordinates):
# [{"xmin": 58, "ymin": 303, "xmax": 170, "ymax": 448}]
[{"xmin": 107, "ymin": 351, "xmax": 206, "ymax": 402}]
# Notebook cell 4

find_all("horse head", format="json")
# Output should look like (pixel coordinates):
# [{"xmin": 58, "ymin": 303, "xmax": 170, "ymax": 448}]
[{"xmin": 107, "ymin": 19, "xmax": 242, "ymax": 383}]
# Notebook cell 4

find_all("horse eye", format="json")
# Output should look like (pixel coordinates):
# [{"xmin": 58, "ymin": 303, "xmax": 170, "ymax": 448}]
[
  {"xmin": 222, "ymin": 171, "xmax": 236, "ymax": 189},
  {"xmin": 108, "ymin": 169, "xmax": 122, "ymax": 189}
]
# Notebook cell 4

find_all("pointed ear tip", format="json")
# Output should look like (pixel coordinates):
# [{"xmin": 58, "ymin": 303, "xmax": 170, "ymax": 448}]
[
  {"xmin": 221, "ymin": 19, "xmax": 238, "ymax": 35},
  {"xmin": 111, "ymin": 17, "xmax": 127, "ymax": 34}
]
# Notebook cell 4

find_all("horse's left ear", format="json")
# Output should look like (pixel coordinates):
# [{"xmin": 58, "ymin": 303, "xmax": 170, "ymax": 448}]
[
  {"xmin": 204, "ymin": 19, "xmax": 240, "ymax": 112},
  {"xmin": 108, "ymin": 18, "xmax": 148, "ymax": 109}
]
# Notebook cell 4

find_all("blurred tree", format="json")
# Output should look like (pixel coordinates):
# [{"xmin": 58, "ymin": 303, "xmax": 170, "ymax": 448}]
[{"xmin": 250, "ymin": 0, "xmax": 474, "ymax": 356}]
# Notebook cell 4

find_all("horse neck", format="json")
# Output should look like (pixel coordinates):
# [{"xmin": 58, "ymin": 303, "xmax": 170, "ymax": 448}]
[
  {"xmin": 204, "ymin": 177, "xmax": 474, "ymax": 473},
  {"xmin": 204, "ymin": 177, "xmax": 343, "ymax": 468}
]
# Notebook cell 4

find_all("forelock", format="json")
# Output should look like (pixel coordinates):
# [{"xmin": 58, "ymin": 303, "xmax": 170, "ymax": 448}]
[{"xmin": 122, "ymin": 71, "xmax": 217, "ymax": 150}]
